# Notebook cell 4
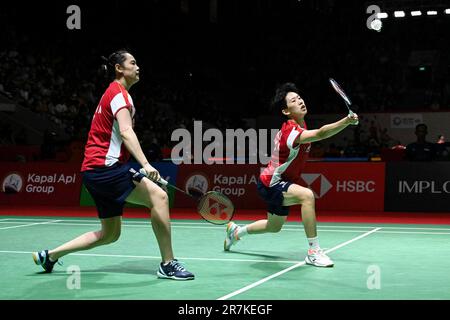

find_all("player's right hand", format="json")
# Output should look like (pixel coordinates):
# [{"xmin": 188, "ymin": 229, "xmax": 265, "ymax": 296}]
[
  {"xmin": 347, "ymin": 112, "xmax": 359, "ymax": 125},
  {"xmin": 143, "ymin": 163, "xmax": 161, "ymax": 182}
]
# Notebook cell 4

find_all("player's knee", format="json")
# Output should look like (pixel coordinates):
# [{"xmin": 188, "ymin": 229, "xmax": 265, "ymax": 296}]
[
  {"xmin": 100, "ymin": 231, "xmax": 120, "ymax": 244},
  {"xmin": 266, "ymin": 224, "xmax": 283, "ymax": 233},
  {"xmin": 271, "ymin": 225, "xmax": 283, "ymax": 233},
  {"xmin": 299, "ymin": 188, "xmax": 315, "ymax": 203},
  {"xmin": 150, "ymin": 188, "xmax": 168, "ymax": 206}
]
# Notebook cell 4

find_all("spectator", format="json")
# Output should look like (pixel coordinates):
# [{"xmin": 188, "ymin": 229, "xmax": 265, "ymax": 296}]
[
  {"xmin": 2, "ymin": 1, "xmax": 450, "ymax": 161},
  {"xmin": 405, "ymin": 124, "xmax": 436, "ymax": 161},
  {"xmin": 435, "ymin": 134, "xmax": 449, "ymax": 161}
]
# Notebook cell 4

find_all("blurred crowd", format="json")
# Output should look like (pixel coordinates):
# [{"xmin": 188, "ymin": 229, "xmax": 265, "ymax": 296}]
[{"xmin": 1, "ymin": 0, "xmax": 449, "ymax": 162}]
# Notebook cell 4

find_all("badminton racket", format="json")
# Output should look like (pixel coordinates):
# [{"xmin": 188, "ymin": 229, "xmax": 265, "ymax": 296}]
[
  {"xmin": 139, "ymin": 169, "xmax": 235, "ymax": 225},
  {"xmin": 329, "ymin": 78, "xmax": 359, "ymax": 125}
]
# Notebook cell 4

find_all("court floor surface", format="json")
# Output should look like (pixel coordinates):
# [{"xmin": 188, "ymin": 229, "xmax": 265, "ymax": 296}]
[{"xmin": 1, "ymin": 215, "xmax": 449, "ymax": 300}]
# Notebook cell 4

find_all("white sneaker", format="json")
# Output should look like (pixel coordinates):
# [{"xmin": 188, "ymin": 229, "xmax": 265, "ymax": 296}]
[
  {"xmin": 224, "ymin": 222, "xmax": 240, "ymax": 251},
  {"xmin": 305, "ymin": 248, "xmax": 334, "ymax": 267}
]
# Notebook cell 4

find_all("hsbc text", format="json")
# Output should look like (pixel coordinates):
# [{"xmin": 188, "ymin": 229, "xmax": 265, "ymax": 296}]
[{"xmin": 336, "ymin": 181, "xmax": 375, "ymax": 192}]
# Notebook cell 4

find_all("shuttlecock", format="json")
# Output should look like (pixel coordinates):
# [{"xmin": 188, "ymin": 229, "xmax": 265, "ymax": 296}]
[{"xmin": 370, "ymin": 19, "xmax": 382, "ymax": 32}]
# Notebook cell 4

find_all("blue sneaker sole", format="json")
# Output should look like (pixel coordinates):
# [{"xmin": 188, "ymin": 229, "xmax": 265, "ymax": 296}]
[{"xmin": 157, "ymin": 271, "xmax": 195, "ymax": 281}]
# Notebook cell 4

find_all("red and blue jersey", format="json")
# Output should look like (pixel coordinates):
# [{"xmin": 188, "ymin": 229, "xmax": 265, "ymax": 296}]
[
  {"xmin": 260, "ymin": 119, "xmax": 310, "ymax": 187},
  {"xmin": 81, "ymin": 81, "xmax": 135, "ymax": 171}
]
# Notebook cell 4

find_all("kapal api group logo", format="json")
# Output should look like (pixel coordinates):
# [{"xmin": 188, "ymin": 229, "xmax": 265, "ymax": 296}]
[
  {"xmin": 2, "ymin": 173, "xmax": 24, "ymax": 194},
  {"xmin": 185, "ymin": 173, "xmax": 209, "ymax": 198}
]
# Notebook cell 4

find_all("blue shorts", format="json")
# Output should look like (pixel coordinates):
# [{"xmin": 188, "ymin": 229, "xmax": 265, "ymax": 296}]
[
  {"xmin": 256, "ymin": 179, "xmax": 293, "ymax": 216},
  {"xmin": 82, "ymin": 162, "xmax": 146, "ymax": 219}
]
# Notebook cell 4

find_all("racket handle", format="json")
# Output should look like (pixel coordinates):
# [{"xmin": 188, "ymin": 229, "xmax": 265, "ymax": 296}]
[
  {"xmin": 139, "ymin": 168, "xmax": 194, "ymax": 198},
  {"xmin": 348, "ymin": 111, "xmax": 359, "ymax": 125},
  {"xmin": 139, "ymin": 168, "xmax": 168, "ymax": 185},
  {"xmin": 158, "ymin": 177, "xmax": 168, "ymax": 186}
]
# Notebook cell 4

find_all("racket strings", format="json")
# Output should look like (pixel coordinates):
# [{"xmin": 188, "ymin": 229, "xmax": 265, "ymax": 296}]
[
  {"xmin": 329, "ymin": 78, "xmax": 358, "ymax": 123},
  {"xmin": 197, "ymin": 192, "xmax": 235, "ymax": 224},
  {"xmin": 330, "ymin": 80, "xmax": 351, "ymax": 105}
]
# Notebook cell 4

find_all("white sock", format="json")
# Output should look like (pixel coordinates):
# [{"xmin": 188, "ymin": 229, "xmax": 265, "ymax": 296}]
[
  {"xmin": 307, "ymin": 236, "xmax": 320, "ymax": 250},
  {"xmin": 236, "ymin": 226, "xmax": 248, "ymax": 239}
]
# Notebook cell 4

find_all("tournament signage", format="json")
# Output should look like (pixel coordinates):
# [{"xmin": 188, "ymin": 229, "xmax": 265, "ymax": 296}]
[
  {"xmin": 175, "ymin": 164, "xmax": 263, "ymax": 209},
  {"xmin": 176, "ymin": 162, "xmax": 386, "ymax": 211},
  {"xmin": 301, "ymin": 162, "xmax": 385, "ymax": 211},
  {"xmin": 385, "ymin": 162, "xmax": 450, "ymax": 212},
  {"xmin": 0, "ymin": 163, "xmax": 82, "ymax": 205}
]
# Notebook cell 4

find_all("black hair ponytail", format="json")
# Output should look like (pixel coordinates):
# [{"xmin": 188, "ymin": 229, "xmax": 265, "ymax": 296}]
[{"xmin": 99, "ymin": 49, "xmax": 130, "ymax": 79}]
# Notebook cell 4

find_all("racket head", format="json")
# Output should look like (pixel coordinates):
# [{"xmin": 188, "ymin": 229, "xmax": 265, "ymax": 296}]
[
  {"xmin": 329, "ymin": 78, "xmax": 352, "ymax": 106},
  {"xmin": 197, "ymin": 191, "xmax": 235, "ymax": 225}
]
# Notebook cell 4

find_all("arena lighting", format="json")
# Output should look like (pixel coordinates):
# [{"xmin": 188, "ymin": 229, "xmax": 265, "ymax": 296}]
[{"xmin": 369, "ymin": 1, "xmax": 450, "ymax": 19}]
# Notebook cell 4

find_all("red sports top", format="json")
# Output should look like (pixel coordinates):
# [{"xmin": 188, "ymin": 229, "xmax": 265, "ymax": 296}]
[
  {"xmin": 260, "ymin": 119, "xmax": 311, "ymax": 187},
  {"xmin": 81, "ymin": 81, "xmax": 135, "ymax": 171}
]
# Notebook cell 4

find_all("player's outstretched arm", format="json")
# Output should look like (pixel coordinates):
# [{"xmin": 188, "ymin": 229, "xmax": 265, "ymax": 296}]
[{"xmin": 297, "ymin": 113, "xmax": 358, "ymax": 144}]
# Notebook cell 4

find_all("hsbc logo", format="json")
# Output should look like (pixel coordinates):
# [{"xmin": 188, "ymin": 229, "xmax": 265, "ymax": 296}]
[
  {"xmin": 336, "ymin": 180, "xmax": 376, "ymax": 193},
  {"xmin": 301, "ymin": 174, "xmax": 333, "ymax": 198},
  {"xmin": 302, "ymin": 174, "xmax": 376, "ymax": 198}
]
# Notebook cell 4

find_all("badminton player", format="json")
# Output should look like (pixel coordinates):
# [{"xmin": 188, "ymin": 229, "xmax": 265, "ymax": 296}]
[
  {"xmin": 32, "ymin": 50, "xmax": 194, "ymax": 280},
  {"xmin": 224, "ymin": 82, "xmax": 358, "ymax": 267}
]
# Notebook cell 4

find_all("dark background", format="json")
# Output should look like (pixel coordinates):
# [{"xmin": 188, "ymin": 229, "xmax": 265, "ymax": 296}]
[{"xmin": 1, "ymin": 0, "xmax": 450, "ymax": 160}]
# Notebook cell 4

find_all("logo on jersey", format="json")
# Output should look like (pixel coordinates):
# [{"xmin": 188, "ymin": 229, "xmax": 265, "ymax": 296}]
[
  {"xmin": 301, "ymin": 174, "xmax": 333, "ymax": 198},
  {"xmin": 2, "ymin": 173, "xmax": 24, "ymax": 194}
]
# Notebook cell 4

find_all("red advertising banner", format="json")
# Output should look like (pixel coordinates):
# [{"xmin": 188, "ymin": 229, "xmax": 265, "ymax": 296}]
[
  {"xmin": 301, "ymin": 162, "xmax": 385, "ymax": 212},
  {"xmin": 175, "ymin": 164, "xmax": 265, "ymax": 209},
  {"xmin": 175, "ymin": 162, "xmax": 385, "ymax": 212},
  {"xmin": 0, "ymin": 162, "xmax": 83, "ymax": 206}
]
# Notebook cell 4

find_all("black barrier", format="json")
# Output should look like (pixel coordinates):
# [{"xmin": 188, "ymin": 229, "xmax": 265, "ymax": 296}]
[{"xmin": 385, "ymin": 162, "xmax": 450, "ymax": 212}]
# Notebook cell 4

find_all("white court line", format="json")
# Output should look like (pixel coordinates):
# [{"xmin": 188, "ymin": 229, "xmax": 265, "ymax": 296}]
[
  {"xmin": 216, "ymin": 227, "xmax": 381, "ymax": 300},
  {"xmin": 377, "ymin": 230, "xmax": 450, "ymax": 235},
  {"xmin": 0, "ymin": 220, "xmax": 448, "ymax": 234},
  {"xmin": 0, "ymin": 220, "xmax": 62, "ymax": 230},
  {"xmin": 2, "ymin": 218, "xmax": 210, "ymax": 225},
  {"xmin": 369, "ymin": 226, "xmax": 450, "ymax": 231},
  {"xmin": 318, "ymin": 225, "xmax": 450, "ymax": 230},
  {"xmin": 2, "ymin": 218, "xmax": 104, "ymax": 223},
  {"xmin": 2, "ymin": 217, "xmax": 212, "ymax": 225},
  {"xmin": 3, "ymin": 217, "xmax": 450, "ymax": 234},
  {"xmin": 0, "ymin": 221, "xmax": 371, "ymax": 232},
  {"xmin": 3, "ymin": 217, "xmax": 450, "ymax": 230},
  {"xmin": 0, "ymin": 250, "xmax": 301, "ymax": 264},
  {"xmin": 0, "ymin": 220, "xmax": 450, "ymax": 235}
]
